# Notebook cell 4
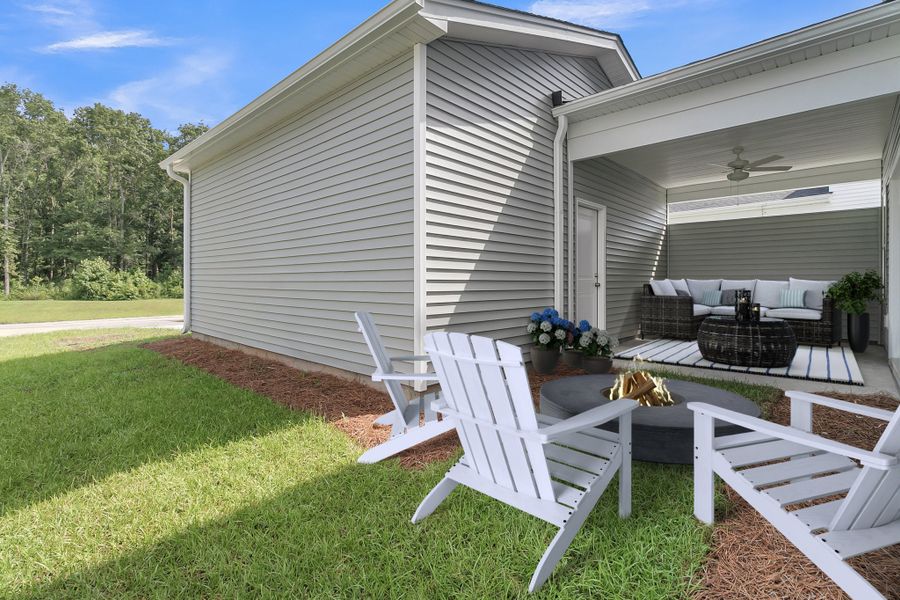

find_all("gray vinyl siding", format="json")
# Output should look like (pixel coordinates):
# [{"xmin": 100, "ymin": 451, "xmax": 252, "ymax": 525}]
[
  {"xmin": 573, "ymin": 157, "xmax": 668, "ymax": 339},
  {"xmin": 668, "ymin": 208, "xmax": 882, "ymax": 341},
  {"xmin": 189, "ymin": 53, "xmax": 415, "ymax": 376},
  {"xmin": 424, "ymin": 39, "xmax": 612, "ymax": 345}
]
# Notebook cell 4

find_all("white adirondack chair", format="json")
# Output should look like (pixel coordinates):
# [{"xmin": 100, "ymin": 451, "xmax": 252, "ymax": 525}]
[
  {"xmin": 689, "ymin": 391, "xmax": 900, "ymax": 600},
  {"xmin": 355, "ymin": 312, "xmax": 455, "ymax": 464},
  {"xmin": 413, "ymin": 332, "xmax": 638, "ymax": 592}
]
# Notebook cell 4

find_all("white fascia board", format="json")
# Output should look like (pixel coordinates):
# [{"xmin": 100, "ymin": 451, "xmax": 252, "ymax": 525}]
[
  {"xmin": 160, "ymin": 0, "xmax": 442, "ymax": 171},
  {"xmin": 567, "ymin": 35, "xmax": 900, "ymax": 161},
  {"xmin": 421, "ymin": 0, "xmax": 639, "ymax": 84},
  {"xmin": 555, "ymin": 1, "xmax": 900, "ymax": 121}
]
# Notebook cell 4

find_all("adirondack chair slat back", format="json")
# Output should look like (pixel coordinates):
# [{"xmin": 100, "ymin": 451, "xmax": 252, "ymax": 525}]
[
  {"xmin": 829, "ymin": 408, "xmax": 900, "ymax": 531},
  {"xmin": 425, "ymin": 332, "xmax": 555, "ymax": 500},
  {"xmin": 355, "ymin": 312, "xmax": 409, "ymax": 415}
]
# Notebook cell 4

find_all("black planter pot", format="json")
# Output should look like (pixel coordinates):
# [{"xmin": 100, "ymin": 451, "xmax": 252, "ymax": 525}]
[
  {"xmin": 847, "ymin": 313, "xmax": 870, "ymax": 353},
  {"xmin": 561, "ymin": 349, "xmax": 582, "ymax": 369},
  {"xmin": 531, "ymin": 346, "xmax": 560, "ymax": 374},
  {"xmin": 582, "ymin": 356, "xmax": 613, "ymax": 374}
]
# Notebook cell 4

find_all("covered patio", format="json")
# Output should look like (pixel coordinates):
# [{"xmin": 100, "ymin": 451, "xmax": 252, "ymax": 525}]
[{"xmin": 550, "ymin": 4, "xmax": 900, "ymax": 394}]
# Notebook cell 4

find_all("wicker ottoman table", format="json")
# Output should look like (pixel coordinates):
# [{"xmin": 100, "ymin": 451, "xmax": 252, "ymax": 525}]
[{"xmin": 697, "ymin": 316, "xmax": 798, "ymax": 368}]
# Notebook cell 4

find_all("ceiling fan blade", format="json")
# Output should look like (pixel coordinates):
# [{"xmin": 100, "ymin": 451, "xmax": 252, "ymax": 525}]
[
  {"xmin": 747, "ymin": 154, "xmax": 783, "ymax": 168},
  {"xmin": 707, "ymin": 163, "xmax": 732, "ymax": 169},
  {"xmin": 747, "ymin": 166, "xmax": 792, "ymax": 172}
]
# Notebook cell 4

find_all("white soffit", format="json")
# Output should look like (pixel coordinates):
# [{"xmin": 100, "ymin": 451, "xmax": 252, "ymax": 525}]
[
  {"xmin": 608, "ymin": 95, "xmax": 897, "ymax": 189},
  {"xmin": 421, "ymin": 0, "xmax": 639, "ymax": 84}
]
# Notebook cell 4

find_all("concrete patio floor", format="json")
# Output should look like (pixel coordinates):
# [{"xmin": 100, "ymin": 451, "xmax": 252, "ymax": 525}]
[{"xmin": 615, "ymin": 339, "xmax": 899, "ymax": 398}]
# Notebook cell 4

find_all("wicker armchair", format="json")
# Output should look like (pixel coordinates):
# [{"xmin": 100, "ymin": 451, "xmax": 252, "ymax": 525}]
[
  {"xmin": 640, "ymin": 285, "xmax": 842, "ymax": 347},
  {"xmin": 640, "ymin": 284, "xmax": 704, "ymax": 340}
]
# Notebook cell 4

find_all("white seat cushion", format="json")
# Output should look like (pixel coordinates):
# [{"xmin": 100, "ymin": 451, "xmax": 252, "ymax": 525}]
[
  {"xmin": 789, "ymin": 278, "xmax": 834, "ymax": 311},
  {"xmin": 754, "ymin": 280, "xmax": 789, "ymax": 308},
  {"xmin": 710, "ymin": 305, "xmax": 735, "ymax": 316},
  {"xmin": 694, "ymin": 304, "xmax": 713, "ymax": 317},
  {"xmin": 650, "ymin": 279, "xmax": 677, "ymax": 296},
  {"xmin": 766, "ymin": 308, "xmax": 822, "ymax": 321},
  {"xmin": 687, "ymin": 279, "xmax": 722, "ymax": 304}
]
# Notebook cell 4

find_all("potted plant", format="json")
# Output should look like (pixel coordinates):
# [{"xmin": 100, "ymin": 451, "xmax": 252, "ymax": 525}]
[
  {"xmin": 828, "ymin": 270, "xmax": 883, "ymax": 353},
  {"xmin": 527, "ymin": 308, "xmax": 566, "ymax": 374},
  {"xmin": 577, "ymin": 327, "xmax": 619, "ymax": 374},
  {"xmin": 561, "ymin": 320, "xmax": 592, "ymax": 368}
]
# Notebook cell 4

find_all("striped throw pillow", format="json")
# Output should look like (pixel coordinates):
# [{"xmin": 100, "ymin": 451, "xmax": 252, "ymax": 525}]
[
  {"xmin": 701, "ymin": 290, "xmax": 722, "ymax": 306},
  {"xmin": 779, "ymin": 288, "xmax": 806, "ymax": 308}
]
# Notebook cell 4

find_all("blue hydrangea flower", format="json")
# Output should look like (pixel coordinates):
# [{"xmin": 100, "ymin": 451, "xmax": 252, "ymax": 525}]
[
  {"xmin": 579, "ymin": 320, "xmax": 591, "ymax": 332},
  {"xmin": 531, "ymin": 312, "xmax": 541, "ymax": 322}
]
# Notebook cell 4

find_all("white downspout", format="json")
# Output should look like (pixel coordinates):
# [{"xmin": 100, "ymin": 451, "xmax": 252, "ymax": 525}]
[
  {"xmin": 165, "ymin": 163, "xmax": 191, "ymax": 334},
  {"xmin": 553, "ymin": 114, "xmax": 569, "ymax": 311}
]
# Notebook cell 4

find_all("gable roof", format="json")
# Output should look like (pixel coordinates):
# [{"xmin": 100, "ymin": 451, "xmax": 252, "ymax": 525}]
[{"xmin": 161, "ymin": 0, "xmax": 638, "ymax": 172}]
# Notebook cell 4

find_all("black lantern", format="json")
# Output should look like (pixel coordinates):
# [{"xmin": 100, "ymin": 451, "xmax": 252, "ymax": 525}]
[{"xmin": 735, "ymin": 289, "xmax": 752, "ymax": 322}]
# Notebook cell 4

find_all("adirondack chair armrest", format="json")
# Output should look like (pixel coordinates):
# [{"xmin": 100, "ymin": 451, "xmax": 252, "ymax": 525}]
[
  {"xmin": 536, "ymin": 399, "xmax": 638, "ymax": 443},
  {"xmin": 786, "ymin": 391, "xmax": 897, "ymax": 421},
  {"xmin": 391, "ymin": 355, "xmax": 431, "ymax": 363},
  {"xmin": 371, "ymin": 371, "xmax": 439, "ymax": 383},
  {"xmin": 687, "ymin": 402, "xmax": 898, "ymax": 469}
]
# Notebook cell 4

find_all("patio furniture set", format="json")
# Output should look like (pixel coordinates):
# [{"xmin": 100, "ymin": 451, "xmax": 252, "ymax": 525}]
[
  {"xmin": 355, "ymin": 311, "xmax": 900, "ymax": 599},
  {"xmin": 641, "ymin": 278, "xmax": 841, "ymax": 349}
]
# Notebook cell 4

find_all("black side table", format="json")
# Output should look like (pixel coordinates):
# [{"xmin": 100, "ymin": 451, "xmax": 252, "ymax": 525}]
[{"xmin": 697, "ymin": 316, "xmax": 797, "ymax": 368}]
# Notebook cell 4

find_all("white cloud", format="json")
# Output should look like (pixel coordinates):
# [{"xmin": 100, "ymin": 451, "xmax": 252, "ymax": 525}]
[
  {"xmin": 44, "ymin": 30, "xmax": 171, "ymax": 52},
  {"xmin": 107, "ymin": 49, "xmax": 233, "ymax": 129},
  {"xmin": 24, "ymin": 0, "xmax": 96, "ymax": 30},
  {"xmin": 529, "ymin": 0, "xmax": 715, "ymax": 29}
]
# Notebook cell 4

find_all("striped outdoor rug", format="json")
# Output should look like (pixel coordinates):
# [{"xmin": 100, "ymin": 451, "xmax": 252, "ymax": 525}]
[{"xmin": 616, "ymin": 338, "xmax": 864, "ymax": 386}]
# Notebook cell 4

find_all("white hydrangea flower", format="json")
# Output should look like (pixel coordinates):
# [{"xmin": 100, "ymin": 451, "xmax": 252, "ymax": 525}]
[
  {"xmin": 598, "ymin": 334, "xmax": 609, "ymax": 346},
  {"xmin": 578, "ymin": 334, "xmax": 591, "ymax": 347},
  {"xmin": 526, "ymin": 322, "xmax": 537, "ymax": 333},
  {"xmin": 540, "ymin": 321, "xmax": 552, "ymax": 332},
  {"xmin": 539, "ymin": 333, "xmax": 551, "ymax": 345},
  {"xmin": 610, "ymin": 336, "xmax": 619, "ymax": 348},
  {"xmin": 590, "ymin": 327, "xmax": 601, "ymax": 335},
  {"xmin": 554, "ymin": 329, "xmax": 566, "ymax": 340}
]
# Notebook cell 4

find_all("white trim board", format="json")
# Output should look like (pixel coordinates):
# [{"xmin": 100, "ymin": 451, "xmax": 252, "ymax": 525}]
[{"xmin": 413, "ymin": 42, "xmax": 428, "ymax": 391}]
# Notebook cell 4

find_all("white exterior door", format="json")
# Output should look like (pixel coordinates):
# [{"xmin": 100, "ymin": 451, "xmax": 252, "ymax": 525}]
[{"xmin": 576, "ymin": 202, "xmax": 606, "ymax": 329}]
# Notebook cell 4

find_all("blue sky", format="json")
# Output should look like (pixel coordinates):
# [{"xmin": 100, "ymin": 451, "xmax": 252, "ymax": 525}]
[{"xmin": 1, "ymin": 0, "xmax": 876, "ymax": 131}]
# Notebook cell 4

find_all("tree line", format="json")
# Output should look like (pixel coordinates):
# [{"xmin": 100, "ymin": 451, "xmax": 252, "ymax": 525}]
[{"xmin": 0, "ymin": 83, "xmax": 206, "ymax": 298}]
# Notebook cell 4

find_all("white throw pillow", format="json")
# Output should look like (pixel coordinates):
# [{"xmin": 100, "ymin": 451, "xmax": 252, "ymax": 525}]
[
  {"xmin": 754, "ymin": 280, "xmax": 789, "ymax": 308},
  {"xmin": 667, "ymin": 278, "xmax": 690, "ymax": 295},
  {"xmin": 789, "ymin": 278, "xmax": 835, "ymax": 311},
  {"xmin": 686, "ymin": 279, "xmax": 722, "ymax": 305},
  {"xmin": 649, "ymin": 279, "xmax": 677, "ymax": 297}
]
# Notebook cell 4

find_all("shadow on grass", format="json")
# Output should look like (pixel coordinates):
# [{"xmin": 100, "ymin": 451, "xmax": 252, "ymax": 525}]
[
  {"xmin": 0, "ymin": 339, "xmax": 308, "ymax": 517},
  {"xmin": 13, "ymin": 461, "xmax": 709, "ymax": 600}
]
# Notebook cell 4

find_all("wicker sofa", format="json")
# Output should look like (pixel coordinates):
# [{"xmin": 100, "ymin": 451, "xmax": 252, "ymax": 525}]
[{"xmin": 640, "ymin": 280, "xmax": 842, "ymax": 347}]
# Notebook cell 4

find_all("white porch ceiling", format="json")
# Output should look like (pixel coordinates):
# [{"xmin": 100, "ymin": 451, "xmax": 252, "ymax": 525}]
[{"xmin": 604, "ymin": 95, "xmax": 897, "ymax": 189}]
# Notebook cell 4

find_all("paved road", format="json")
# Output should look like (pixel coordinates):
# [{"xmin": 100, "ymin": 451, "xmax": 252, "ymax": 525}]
[{"xmin": 0, "ymin": 315, "xmax": 184, "ymax": 337}]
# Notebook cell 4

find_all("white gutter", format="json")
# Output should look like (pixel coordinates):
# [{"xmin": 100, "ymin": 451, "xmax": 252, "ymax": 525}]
[
  {"xmin": 165, "ymin": 163, "xmax": 191, "ymax": 334},
  {"xmin": 553, "ymin": 114, "xmax": 568, "ymax": 310}
]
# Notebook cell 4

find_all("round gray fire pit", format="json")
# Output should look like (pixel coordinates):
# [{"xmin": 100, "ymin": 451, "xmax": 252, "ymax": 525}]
[{"xmin": 539, "ymin": 374, "xmax": 761, "ymax": 464}]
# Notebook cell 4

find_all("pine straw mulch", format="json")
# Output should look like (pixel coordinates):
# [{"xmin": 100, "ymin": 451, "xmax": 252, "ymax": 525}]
[
  {"xmin": 145, "ymin": 337, "xmax": 900, "ymax": 598},
  {"xmin": 697, "ymin": 391, "xmax": 900, "ymax": 600}
]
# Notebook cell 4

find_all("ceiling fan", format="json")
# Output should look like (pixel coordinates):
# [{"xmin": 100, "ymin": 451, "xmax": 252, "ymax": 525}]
[{"xmin": 711, "ymin": 146, "xmax": 793, "ymax": 181}]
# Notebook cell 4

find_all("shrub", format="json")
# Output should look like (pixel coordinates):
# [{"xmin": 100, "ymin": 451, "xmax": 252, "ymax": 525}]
[
  {"xmin": 828, "ymin": 270, "xmax": 883, "ymax": 315},
  {"xmin": 6, "ymin": 277, "xmax": 74, "ymax": 300},
  {"xmin": 72, "ymin": 258, "xmax": 161, "ymax": 300},
  {"xmin": 158, "ymin": 268, "xmax": 183, "ymax": 298}
]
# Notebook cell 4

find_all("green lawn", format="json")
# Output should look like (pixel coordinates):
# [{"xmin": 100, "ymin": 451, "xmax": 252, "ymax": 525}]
[
  {"xmin": 0, "ymin": 330, "xmax": 779, "ymax": 599},
  {"xmin": 0, "ymin": 299, "xmax": 183, "ymax": 324}
]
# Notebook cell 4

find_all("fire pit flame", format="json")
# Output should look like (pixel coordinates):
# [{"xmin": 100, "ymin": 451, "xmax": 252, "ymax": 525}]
[{"xmin": 608, "ymin": 358, "xmax": 674, "ymax": 407}]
